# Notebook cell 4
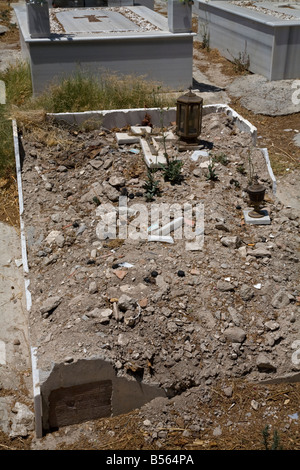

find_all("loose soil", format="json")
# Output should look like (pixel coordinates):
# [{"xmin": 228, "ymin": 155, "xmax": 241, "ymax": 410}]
[{"xmin": 11, "ymin": 109, "xmax": 300, "ymax": 451}]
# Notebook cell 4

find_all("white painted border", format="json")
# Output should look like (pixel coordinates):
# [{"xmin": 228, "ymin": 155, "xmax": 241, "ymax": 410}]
[{"xmin": 12, "ymin": 120, "xmax": 42, "ymax": 438}]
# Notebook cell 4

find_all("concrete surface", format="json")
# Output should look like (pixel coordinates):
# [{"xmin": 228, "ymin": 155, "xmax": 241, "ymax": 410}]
[
  {"xmin": 15, "ymin": 4, "xmax": 195, "ymax": 94},
  {"xmin": 194, "ymin": 0, "xmax": 300, "ymax": 80},
  {"xmin": 227, "ymin": 74, "xmax": 300, "ymax": 116},
  {"xmin": 0, "ymin": 222, "xmax": 31, "ymax": 393}
]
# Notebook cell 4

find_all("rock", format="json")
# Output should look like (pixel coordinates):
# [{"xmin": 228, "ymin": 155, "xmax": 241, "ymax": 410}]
[
  {"xmin": 98, "ymin": 309, "xmax": 113, "ymax": 324},
  {"xmin": 40, "ymin": 296, "xmax": 62, "ymax": 317},
  {"xmin": 251, "ymin": 400, "xmax": 259, "ymax": 410},
  {"xmin": 221, "ymin": 236, "xmax": 242, "ymax": 248},
  {"xmin": 216, "ymin": 223, "xmax": 230, "ymax": 232},
  {"xmin": 45, "ymin": 182, "xmax": 53, "ymax": 191},
  {"xmin": 109, "ymin": 175, "xmax": 126, "ymax": 187},
  {"xmin": 45, "ymin": 230, "xmax": 64, "ymax": 247},
  {"xmin": 114, "ymin": 270, "xmax": 128, "ymax": 280},
  {"xmin": 88, "ymin": 281, "xmax": 98, "ymax": 294},
  {"xmin": 9, "ymin": 402, "xmax": 34, "ymax": 438},
  {"xmin": 223, "ymin": 386, "xmax": 233, "ymax": 398},
  {"xmin": 89, "ymin": 160, "xmax": 103, "ymax": 170},
  {"xmin": 224, "ymin": 327, "xmax": 246, "ymax": 343},
  {"xmin": 118, "ymin": 294, "xmax": 137, "ymax": 311},
  {"xmin": 0, "ymin": 25, "xmax": 9, "ymax": 35},
  {"xmin": 139, "ymin": 297, "xmax": 148, "ymax": 308},
  {"xmin": 239, "ymin": 284, "xmax": 254, "ymax": 301},
  {"xmin": 88, "ymin": 308, "xmax": 112, "ymax": 324},
  {"xmin": 256, "ymin": 353, "xmax": 277, "ymax": 372},
  {"xmin": 217, "ymin": 281, "xmax": 235, "ymax": 292},
  {"xmin": 271, "ymin": 290, "xmax": 291, "ymax": 309},
  {"xmin": 264, "ymin": 320, "xmax": 280, "ymax": 331},
  {"xmin": 80, "ymin": 182, "xmax": 103, "ymax": 203},
  {"xmin": 213, "ymin": 425, "xmax": 222, "ymax": 436},
  {"xmin": 51, "ymin": 213, "xmax": 61, "ymax": 223},
  {"xmin": 124, "ymin": 310, "xmax": 139, "ymax": 327},
  {"xmin": 250, "ymin": 248, "xmax": 272, "ymax": 258},
  {"xmin": 103, "ymin": 182, "xmax": 120, "ymax": 202}
]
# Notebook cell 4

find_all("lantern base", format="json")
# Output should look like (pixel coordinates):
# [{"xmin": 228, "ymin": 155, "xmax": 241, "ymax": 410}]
[
  {"xmin": 177, "ymin": 138, "xmax": 202, "ymax": 152},
  {"xmin": 248, "ymin": 209, "xmax": 265, "ymax": 219}
]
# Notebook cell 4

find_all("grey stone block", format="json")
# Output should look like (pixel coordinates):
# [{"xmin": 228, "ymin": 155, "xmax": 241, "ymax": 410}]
[{"xmin": 243, "ymin": 209, "xmax": 271, "ymax": 225}]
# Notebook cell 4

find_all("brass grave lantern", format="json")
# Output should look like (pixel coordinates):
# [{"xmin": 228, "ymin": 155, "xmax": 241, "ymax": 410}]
[
  {"xmin": 176, "ymin": 87, "xmax": 203, "ymax": 150},
  {"xmin": 247, "ymin": 175, "xmax": 266, "ymax": 218}
]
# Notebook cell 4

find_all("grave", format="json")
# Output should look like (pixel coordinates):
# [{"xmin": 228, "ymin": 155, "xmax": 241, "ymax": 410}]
[
  {"xmin": 194, "ymin": 0, "xmax": 300, "ymax": 80},
  {"xmin": 14, "ymin": 2, "xmax": 194, "ymax": 94}
]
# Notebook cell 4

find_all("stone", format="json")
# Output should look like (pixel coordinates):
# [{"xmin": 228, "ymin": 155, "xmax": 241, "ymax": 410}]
[
  {"xmin": 45, "ymin": 230, "xmax": 63, "ymax": 246},
  {"xmin": 118, "ymin": 294, "xmax": 137, "ymax": 311},
  {"xmin": 89, "ymin": 160, "xmax": 103, "ymax": 170},
  {"xmin": 271, "ymin": 290, "xmax": 291, "ymax": 309},
  {"xmin": 239, "ymin": 284, "xmax": 254, "ymax": 301},
  {"xmin": 213, "ymin": 425, "xmax": 222, "ymax": 436},
  {"xmin": 124, "ymin": 310, "xmax": 138, "ymax": 327},
  {"xmin": 45, "ymin": 182, "xmax": 53, "ymax": 191},
  {"xmin": 217, "ymin": 281, "xmax": 235, "ymax": 292},
  {"xmin": 9, "ymin": 402, "xmax": 34, "ymax": 438},
  {"xmin": 103, "ymin": 183, "xmax": 119, "ymax": 202},
  {"xmin": 216, "ymin": 223, "xmax": 230, "ymax": 232},
  {"xmin": 0, "ymin": 25, "xmax": 9, "ymax": 35},
  {"xmin": 223, "ymin": 386, "xmax": 233, "ymax": 398},
  {"xmin": 256, "ymin": 353, "xmax": 277, "ymax": 372},
  {"xmin": 139, "ymin": 297, "xmax": 148, "ymax": 308},
  {"xmin": 88, "ymin": 281, "xmax": 98, "ymax": 294},
  {"xmin": 243, "ymin": 210, "xmax": 271, "ymax": 225},
  {"xmin": 40, "ymin": 296, "xmax": 62, "ymax": 317},
  {"xmin": 108, "ymin": 175, "xmax": 126, "ymax": 188},
  {"xmin": 224, "ymin": 327, "xmax": 246, "ymax": 343},
  {"xmin": 250, "ymin": 248, "xmax": 272, "ymax": 258},
  {"xmin": 221, "ymin": 236, "xmax": 242, "ymax": 248},
  {"xmin": 114, "ymin": 270, "xmax": 128, "ymax": 280},
  {"xmin": 264, "ymin": 320, "xmax": 280, "ymax": 331}
]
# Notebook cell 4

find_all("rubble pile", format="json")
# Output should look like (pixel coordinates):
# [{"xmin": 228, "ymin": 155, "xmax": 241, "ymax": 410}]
[{"xmin": 19, "ymin": 111, "xmax": 299, "ymax": 403}]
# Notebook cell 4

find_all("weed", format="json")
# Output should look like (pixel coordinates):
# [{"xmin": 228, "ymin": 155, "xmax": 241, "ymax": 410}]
[
  {"xmin": 213, "ymin": 153, "xmax": 229, "ymax": 166},
  {"xmin": 0, "ymin": 106, "xmax": 14, "ymax": 178},
  {"xmin": 158, "ymin": 108, "xmax": 184, "ymax": 185},
  {"xmin": 262, "ymin": 425, "xmax": 283, "ymax": 450},
  {"xmin": 236, "ymin": 164, "xmax": 247, "ymax": 175},
  {"xmin": 205, "ymin": 160, "xmax": 219, "ymax": 181},
  {"xmin": 199, "ymin": 14, "xmax": 210, "ymax": 51},
  {"xmin": 31, "ymin": 71, "xmax": 173, "ymax": 113},
  {"xmin": 231, "ymin": 50, "xmax": 250, "ymax": 74},
  {"xmin": 160, "ymin": 159, "xmax": 184, "ymax": 185},
  {"xmin": 143, "ymin": 169, "xmax": 161, "ymax": 202}
]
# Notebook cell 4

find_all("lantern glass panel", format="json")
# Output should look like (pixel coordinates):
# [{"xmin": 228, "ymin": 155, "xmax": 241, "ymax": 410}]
[
  {"xmin": 178, "ymin": 104, "xmax": 186, "ymax": 134},
  {"xmin": 188, "ymin": 104, "xmax": 199, "ymax": 135}
]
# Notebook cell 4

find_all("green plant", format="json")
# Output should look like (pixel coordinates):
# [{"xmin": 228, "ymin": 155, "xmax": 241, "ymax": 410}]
[
  {"xmin": 199, "ymin": 13, "xmax": 210, "ymax": 51},
  {"xmin": 143, "ymin": 169, "xmax": 161, "ymax": 202},
  {"xmin": 228, "ymin": 48, "xmax": 250, "ymax": 74},
  {"xmin": 236, "ymin": 164, "xmax": 247, "ymax": 175},
  {"xmin": 0, "ymin": 106, "xmax": 14, "ymax": 178},
  {"xmin": 161, "ymin": 158, "xmax": 184, "ymax": 185},
  {"xmin": 213, "ymin": 153, "xmax": 229, "ymax": 166},
  {"xmin": 262, "ymin": 425, "xmax": 283, "ymax": 450},
  {"xmin": 205, "ymin": 160, "xmax": 219, "ymax": 181},
  {"xmin": 158, "ymin": 108, "xmax": 184, "ymax": 185},
  {"xmin": 30, "ymin": 71, "xmax": 174, "ymax": 113}
]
